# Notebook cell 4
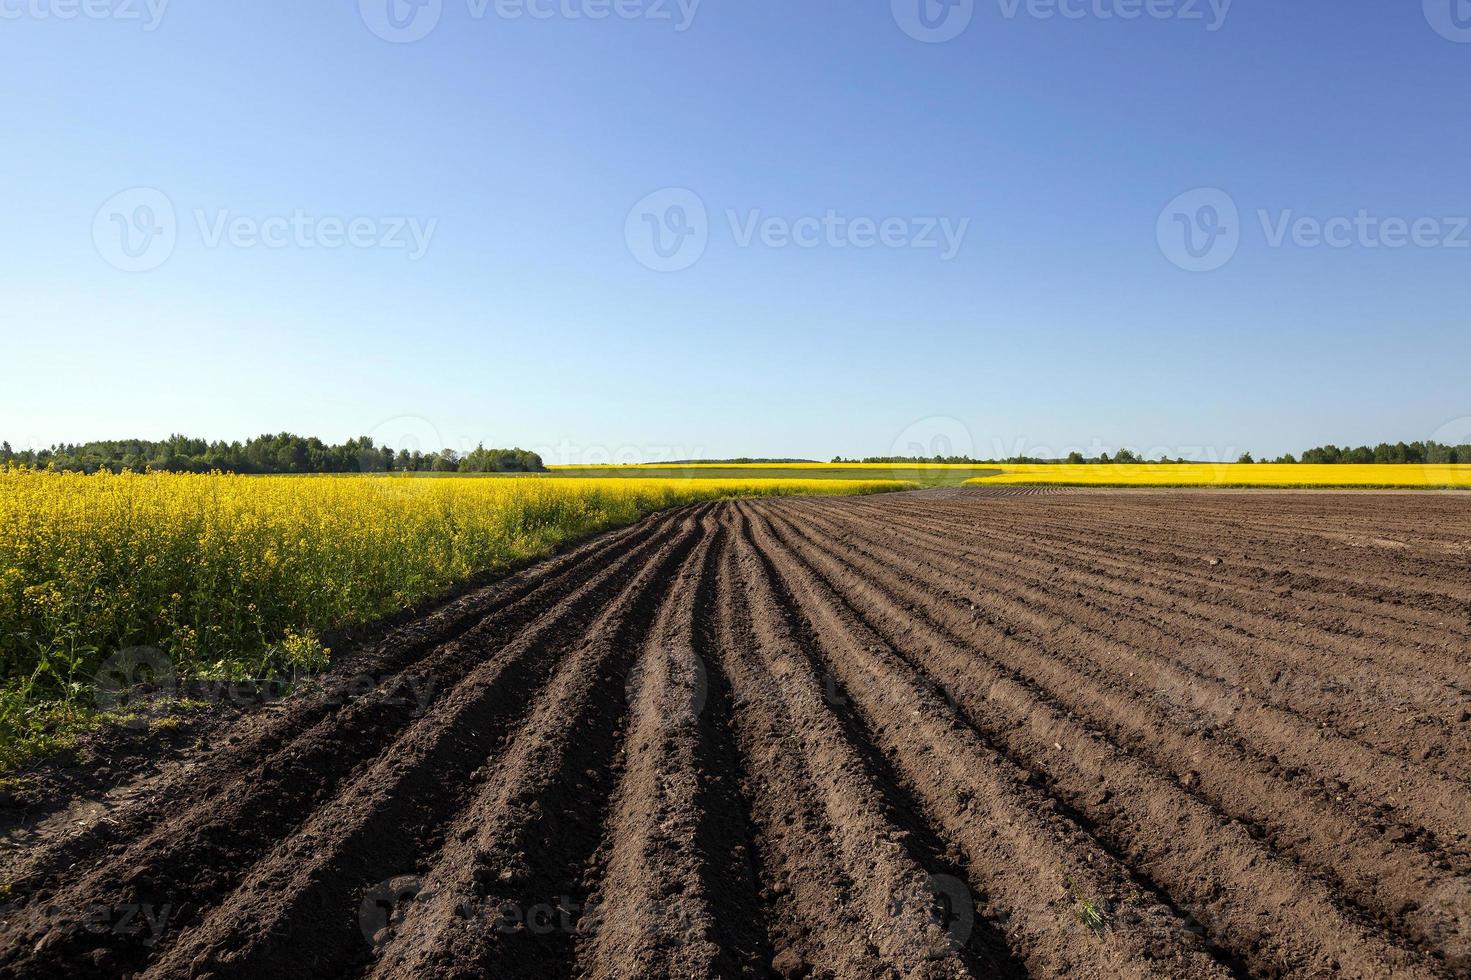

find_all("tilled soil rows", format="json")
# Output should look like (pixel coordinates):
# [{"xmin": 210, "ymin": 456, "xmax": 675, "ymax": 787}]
[{"xmin": 3, "ymin": 489, "xmax": 1470, "ymax": 979}]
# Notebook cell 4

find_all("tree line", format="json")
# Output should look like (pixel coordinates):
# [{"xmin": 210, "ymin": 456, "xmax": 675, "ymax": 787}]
[
  {"xmin": 0, "ymin": 434, "xmax": 546, "ymax": 475},
  {"xmin": 1288, "ymin": 441, "xmax": 1471, "ymax": 464},
  {"xmin": 838, "ymin": 442, "xmax": 1471, "ymax": 465}
]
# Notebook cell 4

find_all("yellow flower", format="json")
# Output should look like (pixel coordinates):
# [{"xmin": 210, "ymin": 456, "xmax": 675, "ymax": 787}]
[{"xmin": 0, "ymin": 468, "xmax": 905, "ymax": 691}]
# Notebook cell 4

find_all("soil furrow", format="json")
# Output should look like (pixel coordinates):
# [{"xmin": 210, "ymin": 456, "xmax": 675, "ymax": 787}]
[
  {"xmin": 572, "ymin": 511, "xmax": 759, "ymax": 979},
  {"xmin": 0, "ymin": 517, "xmax": 665, "ymax": 900},
  {"xmin": 843, "ymin": 509, "xmax": 1471, "ymax": 784},
  {"xmin": 801, "ymin": 499, "xmax": 1471, "ymax": 859},
  {"xmin": 0, "ymin": 514, "xmax": 685, "ymax": 980},
  {"xmin": 800, "ymin": 632, "xmax": 1032, "ymax": 979},
  {"xmin": 825, "ymin": 500, "xmax": 1471, "ymax": 684},
  {"xmin": 873, "ymin": 503, "xmax": 1471, "ymax": 695},
  {"xmin": 869, "ymin": 500, "xmax": 1471, "ymax": 641},
  {"xmin": 773, "ymin": 500, "xmax": 1471, "ymax": 965},
  {"xmin": 761, "ymin": 501, "xmax": 1450, "ymax": 977},
  {"xmin": 736, "ymin": 502, "xmax": 1233, "ymax": 979},
  {"xmin": 140, "ymin": 507, "xmax": 710, "ymax": 980},
  {"xmin": 789, "ymin": 501, "xmax": 1471, "ymax": 852},
  {"xmin": 707, "ymin": 505, "xmax": 972, "ymax": 979},
  {"xmin": 359, "ymin": 508, "xmax": 713, "ymax": 980},
  {"xmin": 5, "ymin": 490, "xmax": 1469, "ymax": 979}
]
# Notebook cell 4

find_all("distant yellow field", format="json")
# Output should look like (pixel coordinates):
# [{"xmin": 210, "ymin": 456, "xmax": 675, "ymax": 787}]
[
  {"xmin": 967, "ymin": 463, "xmax": 1471, "ymax": 488},
  {"xmin": 549, "ymin": 462, "xmax": 983, "ymax": 470},
  {"xmin": 548, "ymin": 461, "xmax": 1471, "ymax": 488},
  {"xmin": 546, "ymin": 463, "xmax": 998, "ymax": 487}
]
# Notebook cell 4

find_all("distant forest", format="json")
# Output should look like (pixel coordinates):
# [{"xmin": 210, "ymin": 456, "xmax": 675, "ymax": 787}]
[
  {"xmin": 839, "ymin": 440, "xmax": 1471, "ymax": 465},
  {"xmin": 1288, "ymin": 441, "xmax": 1471, "ymax": 464},
  {"xmin": 5, "ymin": 437, "xmax": 1469, "ymax": 475},
  {"xmin": 0, "ymin": 434, "xmax": 545, "ymax": 475}
]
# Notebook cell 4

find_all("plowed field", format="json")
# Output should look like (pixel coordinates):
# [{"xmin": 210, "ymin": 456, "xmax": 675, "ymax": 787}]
[{"xmin": 3, "ymin": 489, "xmax": 1470, "ymax": 979}]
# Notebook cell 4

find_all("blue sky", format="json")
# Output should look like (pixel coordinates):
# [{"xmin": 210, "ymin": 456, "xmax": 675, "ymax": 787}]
[{"xmin": 2, "ymin": 0, "xmax": 1468, "ymax": 462}]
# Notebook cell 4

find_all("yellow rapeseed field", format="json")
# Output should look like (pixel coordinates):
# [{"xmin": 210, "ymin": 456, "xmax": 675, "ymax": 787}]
[
  {"xmin": 0, "ymin": 468, "xmax": 904, "ymax": 765},
  {"xmin": 548, "ymin": 463, "xmax": 986, "ymax": 470},
  {"xmin": 551, "ymin": 462, "xmax": 1471, "ymax": 489},
  {"xmin": 966, "ymin": 463, "xmax": 1471, "ymax": 488}
]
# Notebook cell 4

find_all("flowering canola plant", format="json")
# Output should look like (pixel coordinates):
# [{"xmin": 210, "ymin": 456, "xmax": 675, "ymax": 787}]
[
  {"xmin": 0, "ymin": 469, "xmax": 905, "ymax": 749},
  {"xmin": 967, "ymin": 463, "xmax": 1471, "ymax": 488}
]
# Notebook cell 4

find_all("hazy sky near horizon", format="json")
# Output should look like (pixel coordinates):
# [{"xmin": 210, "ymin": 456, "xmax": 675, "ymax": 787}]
[{"xmin": 3, "ymin": 0, "xmax": 1469, "ymax": 463}]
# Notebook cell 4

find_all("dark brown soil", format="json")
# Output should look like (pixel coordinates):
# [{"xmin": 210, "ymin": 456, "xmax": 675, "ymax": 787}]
[{"xmin": 2, "ymin": 490, "xmax": 1469, "ymax": 979}]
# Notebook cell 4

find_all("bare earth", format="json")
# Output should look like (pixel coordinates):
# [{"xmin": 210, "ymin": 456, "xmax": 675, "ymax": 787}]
[{"xmin": 3, "ymin": 489, "xmax": 1470, "ymax": 979}]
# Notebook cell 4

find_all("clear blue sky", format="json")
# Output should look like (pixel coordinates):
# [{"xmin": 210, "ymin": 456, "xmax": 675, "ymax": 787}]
[{"xmin": 3, "ymin": 0, "xmax": 1468, "ymax": 462}]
